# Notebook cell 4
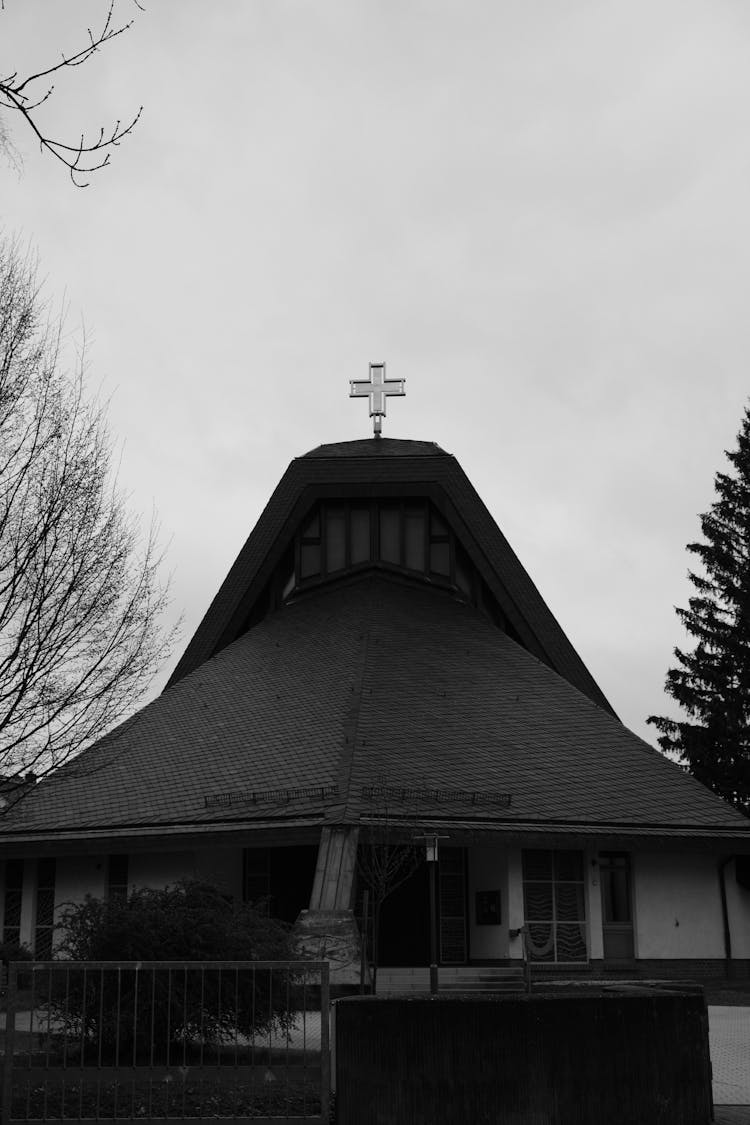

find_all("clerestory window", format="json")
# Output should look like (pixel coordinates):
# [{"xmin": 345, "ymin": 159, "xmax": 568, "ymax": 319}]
[{"xmin": 293, "ymin": 499, "xmax": 473, "ymax": 595}]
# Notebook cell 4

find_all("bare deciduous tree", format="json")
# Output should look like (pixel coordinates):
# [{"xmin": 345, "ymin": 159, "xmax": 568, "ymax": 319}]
[
  {"xmin": 0, "ymin": 237, "xmax": 175, "ymax": 801},
  {"xmin": 0, "ymin": 0, "xmax": 142, "ymax": 186}
]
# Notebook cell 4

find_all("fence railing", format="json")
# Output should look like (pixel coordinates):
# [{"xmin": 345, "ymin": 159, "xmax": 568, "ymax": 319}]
[{"xmin": 1, "ymin": 959, "xmax": 329, "ymax": 1124}]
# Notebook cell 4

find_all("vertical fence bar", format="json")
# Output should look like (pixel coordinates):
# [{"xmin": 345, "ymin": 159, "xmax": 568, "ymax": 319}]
[
  {"xmin": 285, "ymin": 966, "xmax": 291, "ymax": 1119},
  {"xmin": 149, "ymin": 967, "xmax": 156, "ymax": 1119},
  {"xmin": 300, "ymin": 965, "xmax": 308, "ymax": 1116},
  {"xmin": 164, "ymin": 966, "xmax": 171, "ymax": 1117},
  {"xmin": 42, "ymin": 966, "xmax": 50, "ymax": 1122},
  {"xmin": 234, "ymin": 966, "xmax": 240, "ymax": 1122},
  {"xmin": 320, "ymin": 964, "xmax": 330, "ymax": 1122},
  {"xmin": 2, "ymin": 962, "xmax": 17, "ymax": 1125},
  {"xmin": 28, "ymin": 964, "xmax": 36, "ymax": 1120},
  {"xmin": 182, "ymin": 965, "xmax": 188, "ymax": 1121},
  {"xmin": 132, "ymin": 965, "xmax": 140, "ymax": 1119},
  {"xmin": 2, "ymin": 959, "xmax": 331, "ymax": 1125},
  {"xmin": 250, "ymin": 965, "xmax": 256, "ymax": 1115}
]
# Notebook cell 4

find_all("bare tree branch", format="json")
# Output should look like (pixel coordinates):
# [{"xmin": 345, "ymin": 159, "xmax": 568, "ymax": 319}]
[
  {"xmin": 0, "ymin": 1, "xmax": 143, "ymax": 186},
  {"xmin": 0, "ymin": 236, "xmax": 178, "ymax": 807}
]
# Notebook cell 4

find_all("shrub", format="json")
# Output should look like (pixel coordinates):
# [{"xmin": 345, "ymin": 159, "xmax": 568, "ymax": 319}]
[
  {"xmin": 0, "ymin": 940, "xmax": 33, "ymax": 967},
  {"xmin": 50, "ymin": 880, "xmax": 299, "ymax": 1062}
]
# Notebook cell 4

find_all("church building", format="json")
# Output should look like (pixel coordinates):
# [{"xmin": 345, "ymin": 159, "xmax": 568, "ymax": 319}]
[{"xmin": 1, "ymin": 367, "xmax": 749, "ymax": 986}]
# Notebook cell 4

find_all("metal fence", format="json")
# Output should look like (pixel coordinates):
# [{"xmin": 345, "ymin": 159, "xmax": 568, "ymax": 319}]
[{"xmin": 1, "ymin": 960, "xmax": 329, "ymax": 1124}]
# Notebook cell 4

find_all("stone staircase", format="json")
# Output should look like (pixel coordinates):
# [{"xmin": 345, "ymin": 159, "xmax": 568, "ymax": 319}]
[{"xmin": 375, "ymin": 965, "xmax": 527, "ymax": 994}]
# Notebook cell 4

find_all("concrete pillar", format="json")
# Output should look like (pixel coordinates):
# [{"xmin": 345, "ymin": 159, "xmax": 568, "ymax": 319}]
[{"xmin": 296, "ymin": 826, "xmax": 363, "ymax": 987}]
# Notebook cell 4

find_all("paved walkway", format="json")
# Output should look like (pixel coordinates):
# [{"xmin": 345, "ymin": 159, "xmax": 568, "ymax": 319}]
[{"xmin": 710, "ymin": 1007, "xmax": 750, "ymax": 1107}]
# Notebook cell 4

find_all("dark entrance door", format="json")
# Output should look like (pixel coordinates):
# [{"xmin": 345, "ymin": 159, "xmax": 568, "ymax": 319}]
[
  {"xmin": 376, "ymin": 847, "xmax": 469, "ymax": 966},
  {"xmin": 600, "ymin": 852, "xmax": 635, "ymax": 960},
  {"xmin": 377, "ymin": 861, "xmax": 430, "ymax": 966}
]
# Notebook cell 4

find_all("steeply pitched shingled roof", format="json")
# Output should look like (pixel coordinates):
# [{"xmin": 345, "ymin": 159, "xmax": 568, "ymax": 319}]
[
  {"xmin": 166, "ymin": 438, "xmax": 615, "ymax": 714},
  {"xmin": 2, "ymin": 575, "xmax": 747, "ymax": 847}
]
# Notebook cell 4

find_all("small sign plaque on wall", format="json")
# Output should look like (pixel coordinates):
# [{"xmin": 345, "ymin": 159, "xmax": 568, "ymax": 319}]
[{"xmin": 475, "ymin": 889, "xmax": 502, "ymax": 926}]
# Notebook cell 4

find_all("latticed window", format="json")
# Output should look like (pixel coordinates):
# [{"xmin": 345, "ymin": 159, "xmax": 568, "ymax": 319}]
[
  {"xmin": 439, "ymin": 847, "xmax": 467, "ymax": 964},
  {"xmin": 2, "ymin": 859, "xmax": 23, "ymax": 946},
  {"xmin": 34, "ymin": 858, "xmax": 56, "ymax": 959},
  {"xmin": 522, "ymin": 850, "xmax": 587, "ymax": 962}
]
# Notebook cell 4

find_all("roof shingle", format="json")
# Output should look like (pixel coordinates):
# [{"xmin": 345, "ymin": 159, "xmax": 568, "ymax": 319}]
[{"xmin": 3, "ymin": 576, "xmax": 747, "ymax": 847}]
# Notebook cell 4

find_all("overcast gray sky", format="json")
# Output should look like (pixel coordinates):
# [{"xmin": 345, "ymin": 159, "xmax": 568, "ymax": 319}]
[{"xmin": 3, "ymin": 0, "xmax": 750, "ymax": 746}]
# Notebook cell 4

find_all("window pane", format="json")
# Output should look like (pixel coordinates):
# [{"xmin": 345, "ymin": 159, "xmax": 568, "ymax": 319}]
[
  {"xmin": 35, "ymin": 927, "xmax": 53, "ymax": 960},
  {"xmin": 555, "ymin": 882, "xmax": 585, "ymax": 922},
  {"xmin": 404, "ymin": 506, "xmax": 425, "ymax": 571},
  {"xmin": 526, "ymin": 922, "xmax": 555, "ymax": 961},
  {"xmin": 523, "ymin": 882, "xmax": 553, "ymax": 921},
  {"xmin": 379, "ymin": 506, "xmax": 400, "ymax": 565},
  {"xmin": 36, "ymin": 888, "xmax": 54, "ymax": 929},
  {"xmin": 456, "ymin": 554, "xmax": 472, "ymax": 596},
  {"xmin": 6, "ymin": 859, "xmax": 23, "ymax": 890},
  {"xmin": 440, "ymin": 918, "xmax": 466, "ymax": 963},
  {"xmin": 4, "ymin": 891, "xmax": 21, "ymax": 932},
  {"xmin": 37, "ymin": 858, "xmax": 55, "ymax": 889},
  {"xmin": 35, "ymin": 858, "xmax": 55, "ymax": 960},
  {"xmin": 302, "ymin": 510, "xmax": 320, "ymax": 539},
  {"xmin": 3, "ymin": 859, "xmax": 23, "ymax": 945},
  {"xmin": 326, "ymin": 507, "xmax": 346, "ymax": 573},
  {"xmin": 300, "ymin": 543, "xmax": 321, "ymax": 579},
  {"xmin": 430, "ymin": 509, "xmax": 448, "ymax": 538},
  {"xmin": 351, "ymin": 508, "xmax": 371, "ymax": 565},
  {"xmin": 523, "ymin": 850, "xmax": 553, "ymax": 881},
  {"xmin": 602, "ymin": 867, "xmax": 631, "ymax": 923},
  {"xmin": 555, "ymin": 851, "xmax": 583, "ymax": 881},
  {"xmin": 430, "ymin": 542, "xmax": 450, "ymax": 576},
  {"xmin": 440, "ymin": 848, "xmax": 464, "ymax": 874},
  {"xmin": 556, "ymin": 923, "xmax": 587, "ymax": 961}
]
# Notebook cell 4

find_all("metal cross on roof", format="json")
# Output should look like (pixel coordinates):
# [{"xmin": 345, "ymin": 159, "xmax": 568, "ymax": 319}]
[{"xmin": 349, "ymin": 362, "xmax": 405, "ymax": 437}]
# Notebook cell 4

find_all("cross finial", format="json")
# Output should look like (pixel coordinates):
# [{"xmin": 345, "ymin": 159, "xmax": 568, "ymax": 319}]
[{"xmin": 349, "ymin": 363, "xmax": 406, "ymax": 438}]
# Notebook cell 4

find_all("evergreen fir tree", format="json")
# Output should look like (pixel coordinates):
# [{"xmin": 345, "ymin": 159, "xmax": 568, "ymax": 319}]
[{"xmin": 648, "ymin": 406, "xmax": 750, "ymax": 816}]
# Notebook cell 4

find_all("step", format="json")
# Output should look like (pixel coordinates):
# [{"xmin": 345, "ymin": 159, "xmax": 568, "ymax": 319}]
[{"xmin": 375, "ymin": 966, "xmax": 527, "ymax": 995}]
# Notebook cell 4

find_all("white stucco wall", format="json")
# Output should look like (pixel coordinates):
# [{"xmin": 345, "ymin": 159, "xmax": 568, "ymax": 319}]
[
  {"xmin": 194, "ymin": 846, "xmax": 243, "ymax": 899},
  {"xmin": 634, "ymin": 851, "xmax": 725, "ymax": 959},
  {"xmin": 586, "ymin": 848, "xmax": 603, "ymax": 960},
  {"xmin": 506, "ymin": 848, "xmax": 524, "ymax": 962},
  {"xmin": 127, "ymin": 850, "xmax": 198, "ymax": 890},
  {"xmin": 467, "ymin": 845, "xmax": 508, "ymax": 959},
  {"xmin": 54, "ymin": 855, "xmax": 107, "ymax": 918},
  {"xmin": 726, "ymin": 858, "xmax": 750, "ymax": 959}
]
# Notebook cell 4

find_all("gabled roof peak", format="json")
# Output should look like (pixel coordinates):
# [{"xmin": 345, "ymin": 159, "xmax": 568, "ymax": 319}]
[{"xmin": 303, "ymin": 438, "xmax": 447, "ymax": 458}]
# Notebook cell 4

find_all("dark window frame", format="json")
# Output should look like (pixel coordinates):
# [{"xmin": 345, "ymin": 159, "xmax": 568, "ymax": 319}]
[
  {"xmin": 292, "ymin": 498, "xmax": 468, "ymax": 594},
  {"xmin": 522, "ymin": 849, "xmax": 588, "ymax": 964},
  {"xmin": 34, "ymin": 857, "xmax": 56, "ymax": 960},
  {"xmin": 2, "ymin": 859, "xmax": 24, "ymax": 947}
]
